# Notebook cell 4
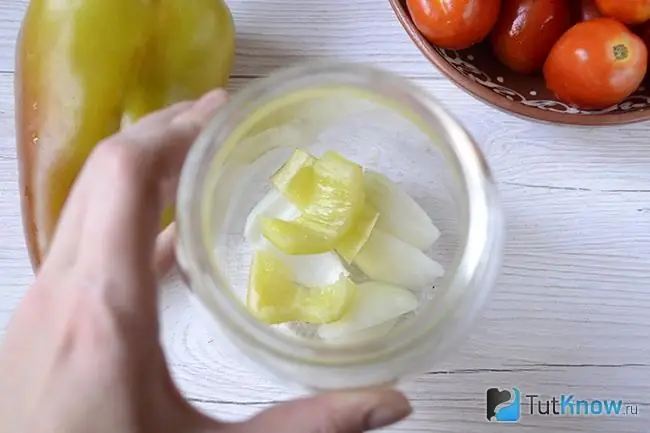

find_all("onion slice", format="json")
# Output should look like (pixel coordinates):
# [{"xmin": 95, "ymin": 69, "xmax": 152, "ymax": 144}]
[
  {"xmin": 318, "ymin": 281, "xmax": 417, "ymax": 340},
  {"xmin": 364, "ymin": 171, "xmax": 440, "ymax": 250},
  {"xmin": 354, "ymin": 229, "xmax": 444, "ymax": 290}
]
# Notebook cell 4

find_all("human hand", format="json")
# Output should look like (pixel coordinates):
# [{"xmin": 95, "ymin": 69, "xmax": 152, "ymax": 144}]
[{"xmin": 0, "ymin": 89, "xmax": 412, "ymax": 433}]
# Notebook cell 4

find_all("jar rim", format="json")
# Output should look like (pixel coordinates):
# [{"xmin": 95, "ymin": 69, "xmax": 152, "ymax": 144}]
[{"xmin": 177, "ymin": 61, "xmax": 504, "ymax": 377}]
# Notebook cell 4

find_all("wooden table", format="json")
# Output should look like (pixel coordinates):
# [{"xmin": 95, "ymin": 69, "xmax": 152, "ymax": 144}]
[{"xmin": 1, "ymin": 1, "xmax": 648, "ymax": 431}]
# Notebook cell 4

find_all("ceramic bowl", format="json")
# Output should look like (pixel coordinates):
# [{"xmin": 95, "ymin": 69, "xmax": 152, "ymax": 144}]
[{"xmin": 389, "ymin": 0, "xmax": 650, "ymax": 126}]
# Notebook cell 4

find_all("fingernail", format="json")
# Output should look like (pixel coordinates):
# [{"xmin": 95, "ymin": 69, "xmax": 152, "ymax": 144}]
[
  {"xmin": 174, "ymin": 89, "xmax": 228, "ymax": 130},
  {"xmin": 366, "ymin": 399, "xmax": 412, "ymax": 429},
  {"xmin": 193, "ymin": 89, "xmax": 228, "ymax": 111}
]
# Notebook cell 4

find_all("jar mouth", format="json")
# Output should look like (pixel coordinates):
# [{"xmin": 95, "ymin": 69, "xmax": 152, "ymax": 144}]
[{"xmin": 177, "ymin": 62, "xmax": 504, "ymax": 372}]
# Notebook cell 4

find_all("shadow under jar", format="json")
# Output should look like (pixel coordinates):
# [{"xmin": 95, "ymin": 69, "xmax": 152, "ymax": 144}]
[{"xmin": 176, "ymin": 62, "xmax": 505, "ymax": 390}]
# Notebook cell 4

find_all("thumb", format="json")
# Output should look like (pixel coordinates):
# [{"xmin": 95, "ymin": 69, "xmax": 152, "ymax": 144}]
[{"xmin": 238, "ymin": 389, "xmax": 412, "ymax": 433}]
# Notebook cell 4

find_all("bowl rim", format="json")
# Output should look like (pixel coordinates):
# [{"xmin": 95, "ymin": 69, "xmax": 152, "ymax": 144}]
[{"xmin": 388, "ymin": 0, "xmax": 650, "ymax": 126}]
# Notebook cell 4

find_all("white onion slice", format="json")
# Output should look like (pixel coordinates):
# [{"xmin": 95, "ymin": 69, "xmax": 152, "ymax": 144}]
[
  {"xmin": 244, "ymin": 190, "xmax": 300, "ymax": 246},
  {"xmin": 259, "ymin": 239, "xmax": 349, "ymax": 287},
  {"xmin": 318, "ymin": 281, "xmax": 417, "ymax": 340},
  {"xmin": 364, "ymin": 171, "xmax": 440, "ymax": 251},
  {"xmin": 354, "ymin": 229, "xmax": 444, "ymax": 290}
]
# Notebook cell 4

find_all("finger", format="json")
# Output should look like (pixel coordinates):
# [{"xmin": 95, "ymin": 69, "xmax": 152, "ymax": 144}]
[
  {"xmin": 137, "ymin": 100, "xmax": 195, "ymax": 128},
  {"xmin": 236, "ymin": 389, "xmax": 412, "ymax": 433},
  {"xmin": 43, "ymin": 97, "xmax": 208, "ymax": 272},
  {"xmin": 154, "ymin": 223, "xmax": 176, "ymax": 279},
  {"xmin": 77, "ymin": 90, "xmax": 227, "ymax": 281},
  {"xmin": 45, "ymin": 90, "xmax": 227, "ymax": 298},
  {"xmin": 118, "ymin": 89, "xmax": 228, "ymax": 193}
]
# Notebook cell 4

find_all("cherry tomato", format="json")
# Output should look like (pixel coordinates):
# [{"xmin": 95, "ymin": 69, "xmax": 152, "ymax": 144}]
[
  {"xmin": 544, "ymin": 18, "xmax": 648, "ymax": 109},
  {"xmin": 491, "ymin": 0, "xmax": 571, "ymax": 73},
  {"xmin": 407, "ymin": 0, "xmax": 501, "ymax": 50},
  {"xmin": 570, "ymin": 0, "xmax": 602, "ymax": 23},
  {"xmin": 594, "ymin": 0, "xmax": 650, "ymax": 25}
]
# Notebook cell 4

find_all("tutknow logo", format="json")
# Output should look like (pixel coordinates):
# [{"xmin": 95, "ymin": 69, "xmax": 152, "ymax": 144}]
[
  {"xmin": 487, "ymin": 388, "xmax": 521, "ymax": 422},
  {"xmin": 486, "ymin": 388, "xmax": 639, "ymax": 423}
]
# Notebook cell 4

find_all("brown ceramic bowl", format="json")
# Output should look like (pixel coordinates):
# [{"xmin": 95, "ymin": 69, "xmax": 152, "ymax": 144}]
[{"xmin": 389, "ymin": 0, "xmax": 650, "ymax": 126}]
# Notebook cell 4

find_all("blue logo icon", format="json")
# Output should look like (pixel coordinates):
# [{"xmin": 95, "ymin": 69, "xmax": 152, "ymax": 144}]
[{"xmin": 487, "ymin": 387, "xmax": 521, "ymax": 423}]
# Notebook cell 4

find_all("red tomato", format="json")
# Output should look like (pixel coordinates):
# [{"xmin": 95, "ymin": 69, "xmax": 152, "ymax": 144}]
[
  {"xmin": 407, "ymin": 0, "xmax": 501, "ymax": 50},
  {"xmin": 491, "ymin": 0, "xmax": 571, "ymax": 73},
  {"xmin": 594, "ymin": 0, "xmax": 650, "ymax": 25},
  {"xmin": 544, "ymin": 18, "xmax": 648, "ymax": 109},
  {"xmin": 570, "ymin": 0, "xmax": 602, "ymax": 23}
]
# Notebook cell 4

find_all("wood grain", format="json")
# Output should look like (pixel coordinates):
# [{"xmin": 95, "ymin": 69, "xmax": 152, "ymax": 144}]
[{"xmin": 0, "ymin": 0, "xmax": 649, "ymax": 431}]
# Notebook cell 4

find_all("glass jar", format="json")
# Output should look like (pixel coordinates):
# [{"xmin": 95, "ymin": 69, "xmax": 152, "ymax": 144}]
[{"xmin": 176, "ymin": 62, "xmax": 504, "ymax": 390}]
